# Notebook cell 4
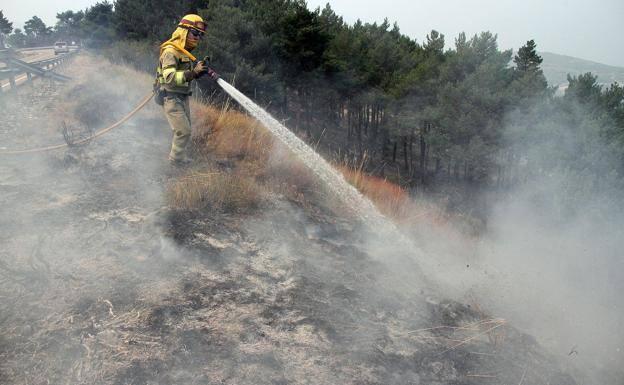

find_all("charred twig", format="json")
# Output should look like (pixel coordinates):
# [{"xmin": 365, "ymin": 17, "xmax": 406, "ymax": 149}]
[
  {"xmin": 518, "ymin": 367, "xmax": 528, "ymax": 385},
  {"xmin": 102, "ymin": 299, "xmax": 115, "ymax": 317},
  {"xmin": 408, "ymin": 318, "xmax": 505, "ymax": 334},
  {"xmin": 439, "ymin": 321, "xmax": 507, "ymax": 355},
  {"xmin": 62, "ymin": 120, "xmax": 94, "ymax": 147},
  {"xmin": 62, "ymin": 121, "xmax": 73, "ymax": 146},
  {"xmin": 468, "ymin": 351, "xmax": 496, "ymax": 356},
  {"xmin": 467, "ymin": 374, "xmax": 497, "ymax": 378},
  {"xmin": 30, "ymin": 235, "xmax": 51, "ymax": 275},
  {"xmin": 176, "ymin": 172, "xmax": 220, "ymax": 181}
]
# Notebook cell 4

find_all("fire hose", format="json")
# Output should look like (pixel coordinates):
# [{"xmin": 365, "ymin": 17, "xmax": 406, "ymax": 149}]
[{"xmin": 0, "ymin": 91, "xmax": 155, "ymax": 155}]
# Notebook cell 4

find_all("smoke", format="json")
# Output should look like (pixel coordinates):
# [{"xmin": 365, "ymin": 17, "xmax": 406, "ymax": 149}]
[
  {"xmin": 474, "ymin": 103, "xmax": 624, "ymax": 381},
  {"xmin": 376, "ymin": 97, "xmax": 624, "ymax": 383},
  {"xmin": 478, "ymin": 175, "xmax": 624, "ymax": 368}
]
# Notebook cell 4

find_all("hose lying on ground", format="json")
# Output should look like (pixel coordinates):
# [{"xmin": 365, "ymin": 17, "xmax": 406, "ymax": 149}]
[{"xmin": 0, "ymin": 92, "xmax": 154, "ymax": 155}]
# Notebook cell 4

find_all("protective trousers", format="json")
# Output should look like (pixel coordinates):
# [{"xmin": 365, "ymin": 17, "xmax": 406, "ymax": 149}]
[{"xmin": 163, "ymin": 94, "xmax": 191, "ymax": 162}]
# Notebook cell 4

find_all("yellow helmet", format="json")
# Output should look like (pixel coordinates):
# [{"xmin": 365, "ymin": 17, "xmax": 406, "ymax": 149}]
[{"xmin": 178, "ymin": 14, "xmax": 206, "ymax": 34}]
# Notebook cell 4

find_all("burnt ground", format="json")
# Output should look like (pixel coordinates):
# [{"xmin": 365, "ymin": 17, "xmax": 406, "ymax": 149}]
[{"xmin": 0, "ymin": 60, "xmax": 581, "ymax": 384}]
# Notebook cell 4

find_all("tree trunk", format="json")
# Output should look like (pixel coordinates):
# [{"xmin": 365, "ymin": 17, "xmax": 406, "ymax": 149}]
[
  {"xmin": 347, "ymin": 107, "xmax": 352, "ymax": 139},
  {"xmin": 357, "ymin": 107, "xmax": 363, "ymax": 156},
  {"xmin": 364, "ymin": 104, "xmax": 369, "ymax": 136},
  {"xmin": 304, "ymin": 89, "xmax": 311, "ymax": 138},
  {"xmin": 403, "ymin": 138, "xmax": 409, "ymax": 172},
  {"xmin": 419, "ymin": 125, "xmax": 426, "ymax": 184},
  {"xmin": 409, "ymin": 130, "xmax": 415, "ymax": 178},
  {"xmin": 392, "ymin": 142, "xmax": 397, "ymax": 163}
]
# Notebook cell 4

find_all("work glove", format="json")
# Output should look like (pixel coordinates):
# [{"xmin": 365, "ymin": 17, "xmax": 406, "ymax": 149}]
[
  {"xmin": 183, "ymin": 61, "xmax": 207, "ymax": 81},
  {"xmin": 199, "ymin": 57, "xmax": 219, "ymax": 80},
  {"xmin": 206, "ymin": 67, "xmax": 220, "ymax": 80}
]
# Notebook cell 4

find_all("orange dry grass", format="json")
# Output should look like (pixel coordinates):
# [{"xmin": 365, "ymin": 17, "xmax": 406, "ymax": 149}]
[
  {"xmin": 167, "ymin": 169, "xmax": 261, "ymax": 211},
  {"xmin": 337, "ymin": 165, "xmax": 410, "ymax": 219},
  {"xmin": 336, "ymin": 165, "xmax": 459, "ymax": 234}
]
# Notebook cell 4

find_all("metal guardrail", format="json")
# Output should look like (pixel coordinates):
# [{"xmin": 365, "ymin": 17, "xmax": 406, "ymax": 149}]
[
  {"xmin": 10, "ymin": 57, "xmax": 74, "ymax": 82},
  {"xmin": 30, "ymin": 50, "xmax": 79, "ymax": 67},
  {"xmin": 15, "ymin": 46, "xmax": 81, "ymax": 52},
  {"xmin": 0, "ymin": 49, "xmax": 78, "ymax": 90},
  {"xmin": 16, "ymin": 46, "xmax": 54, "ymax": 52}
]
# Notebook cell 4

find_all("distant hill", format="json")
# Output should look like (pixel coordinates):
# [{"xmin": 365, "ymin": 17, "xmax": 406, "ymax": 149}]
[{"xmin": 539, "ymin": 51, "xmax": 624, "ymax": 87}]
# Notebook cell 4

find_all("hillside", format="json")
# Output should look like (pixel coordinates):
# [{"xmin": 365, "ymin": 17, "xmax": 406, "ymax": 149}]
[
  {"xmin": 0, "ymin": 53, "xmax": 596, "ymax": 385},
  {"xmin": 540, "ymin": 51, "xmax": 624, "ymax": 86}
]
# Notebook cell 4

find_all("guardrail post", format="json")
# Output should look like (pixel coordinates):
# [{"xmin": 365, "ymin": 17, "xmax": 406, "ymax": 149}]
[{"xmin": 8, "ymin": 61, "xmax": 15, "ymax": 90}]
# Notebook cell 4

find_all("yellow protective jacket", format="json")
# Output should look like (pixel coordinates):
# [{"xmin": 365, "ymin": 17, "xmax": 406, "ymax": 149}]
[
  {"xmin": 157, "ymin": 47, "xmax": 195, "ymax": 95},
  {"xmin": 157, "ymin": 27, "xmax": 197, "ymax": 95}
]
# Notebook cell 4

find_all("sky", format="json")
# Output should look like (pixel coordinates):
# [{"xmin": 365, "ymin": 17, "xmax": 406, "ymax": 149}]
[{"xmin": 2, "ymin": 0, "xmax": 623, "ymax": 66}]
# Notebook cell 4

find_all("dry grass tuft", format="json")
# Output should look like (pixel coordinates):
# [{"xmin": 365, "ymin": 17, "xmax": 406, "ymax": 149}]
[
  {"xmin": 167, "ymin": 169, "xmax": 262, "ymax": 211},
  {"xmin": 166, "ymin": 103, "xmax": 280, "ymax": 212},
  {"xmin": 337, "ymin": 165, "xmax": 410, "ymax": 219},
  {"xmin": 192, "ymin": 102, "xmax": 274, "ymax": 162}
]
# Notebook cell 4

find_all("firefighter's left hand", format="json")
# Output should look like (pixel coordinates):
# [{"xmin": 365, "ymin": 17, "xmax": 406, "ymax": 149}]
[{"xmin": 206, "ymin": 67, "xmax": 220, "ymax": 80}]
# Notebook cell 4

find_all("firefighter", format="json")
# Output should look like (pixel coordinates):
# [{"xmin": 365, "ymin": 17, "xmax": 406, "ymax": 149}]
[{"xmin": 157, "ymin": 14, "xmax": 218, "ymax": 165}]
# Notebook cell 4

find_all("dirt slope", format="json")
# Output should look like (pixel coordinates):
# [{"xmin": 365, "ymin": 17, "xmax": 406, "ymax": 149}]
[{"xmin": 0, "ymin": 54, "xmax": 579, "ymax": 385}]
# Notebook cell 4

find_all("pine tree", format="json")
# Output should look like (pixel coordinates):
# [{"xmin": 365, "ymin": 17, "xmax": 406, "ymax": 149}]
[
  {"xmin": 113, "ymin": 0, "xmax": 209, "ymax": 40},
  {"xmin": 0, "ymin": 10, "xmax": 14, "ymax": 48},
  {"xmin": 55, "ymin": 10, "xmax": 84, "ymax": 41},
  {"xmin": 7, "ymin": 28, "xmax": 26, "ymax": 48},
  {"xmin": 424, "ymin": 30, "xmax": 444, "ymax": 57},
  {"xmin": 81, "ymin": 2, "xmax": 116, "ymax": 47},
  {"xmin": 565, "ymin": 72, "xmax": 602, "ymax": 104},
  {"xmin": 510, "ymin": 39, "xmax": 548, "ymax": 101},
  {"xmin": 514, "ymin": 39, "xmax": 542, "ymax": 73},
  {"xmin": 24, "ymin": 16, "xmax": 51, "ymax": 42}
]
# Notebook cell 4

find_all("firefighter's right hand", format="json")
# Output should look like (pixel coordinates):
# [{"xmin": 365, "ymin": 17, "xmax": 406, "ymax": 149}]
[
  {"xmin": 184, "ymin": 62, "xmax": 208, "ymax": 81},
  {"xmin": 193, "ymin": 61, "xmax": 208, "ymax": 77}
]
